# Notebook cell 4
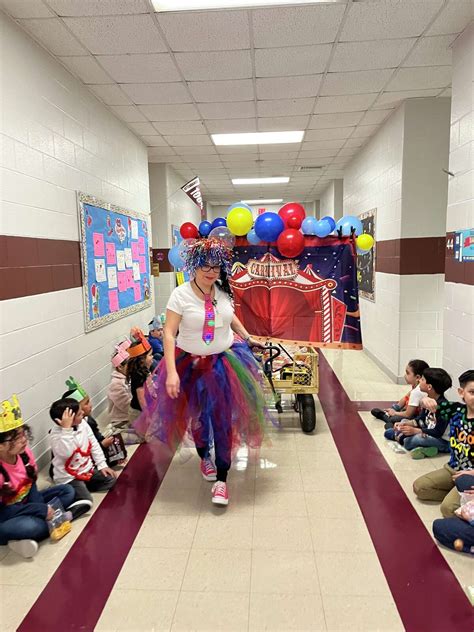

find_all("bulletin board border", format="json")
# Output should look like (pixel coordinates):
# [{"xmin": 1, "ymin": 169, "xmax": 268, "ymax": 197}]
[{"xmin": 77, "ymin": 191, "xmax": 152, "ymax": 333}]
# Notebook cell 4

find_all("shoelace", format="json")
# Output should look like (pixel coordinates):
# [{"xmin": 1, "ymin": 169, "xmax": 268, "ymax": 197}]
[
  {"xmin": 213, "ymin": 482, "xmax": 226, "ymax": 495},
  {"xmin": 203, "ymin": 459, "xmax": 215, "ymax": 473}
]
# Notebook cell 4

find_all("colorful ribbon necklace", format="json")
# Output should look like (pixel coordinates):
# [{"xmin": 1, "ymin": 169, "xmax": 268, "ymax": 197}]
[{"xmin": 194, "ymin": 281, "xmax": 217, "ymax": 345}]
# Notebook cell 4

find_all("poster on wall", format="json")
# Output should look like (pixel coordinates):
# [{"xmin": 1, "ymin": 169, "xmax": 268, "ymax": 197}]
[
  {"xmin": 357, "ymin": 208, "xmax": 376, "ymax": 302},
  {"xmin": 171, "ymin": 224, "xmax": 190, "ymax": 287},
  {"xmin": 77, "ymin": 192, "xmax": 152, "ymax": 332}
]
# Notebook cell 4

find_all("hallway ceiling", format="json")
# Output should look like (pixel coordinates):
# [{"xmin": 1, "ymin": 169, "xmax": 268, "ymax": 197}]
[{"xmin": 2, "ymin": 0, "xmax": 471, "ymax": 203}]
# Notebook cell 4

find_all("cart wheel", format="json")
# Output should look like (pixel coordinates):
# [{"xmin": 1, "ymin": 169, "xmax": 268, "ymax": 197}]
[{"xmin": 297, "ymin": 394, "xmax": 316, "ymax": 433}]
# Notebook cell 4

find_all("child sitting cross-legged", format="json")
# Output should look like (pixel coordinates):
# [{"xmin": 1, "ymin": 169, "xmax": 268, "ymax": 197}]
[
  {"xmin": 0, "ymin": 395, "xmax": 77, "ymax": 559},
  {"xmin": 107, "ymin": 339, "xmax": 132, "ymax": 430},
  {"xmin": 371, "ymin": 359, "xmax": 429, "ymax": 428},
  {"xmin": 49, "ymin": 398, "xmax": 117, "ymax": 508},
  {"xmin": 384, "ymin": 368, "xmax": 452, "ymax": 459}
]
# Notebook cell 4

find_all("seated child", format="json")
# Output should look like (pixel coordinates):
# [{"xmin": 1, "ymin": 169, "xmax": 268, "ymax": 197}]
[
  {"xmin": 384, "ymin": 367, "xmax": 452, "ymax": 458},
  {"xmin": 432, "ymin": 474, "xmax": 474, "ymax": 554},
  {"xmin": 148, "ymin": 317, "xmax": 164, "ymax": 363},
  {"xmin": 108, "ymin": 339, "xmax": 132, "ymax": 429},
  {"xmin": 62, "ymin": 377, "xmax": 117, "ymax": 466},
  {"xmin": 372, "ymin": 359, "xmax": 429, "ymax": 427},
  {"xmin": 413, "ymin": 369, "xmax": 474, "ymax": 517},
  {"xmin": 49, "ymin": 398, "xmax": 117, "ymax": 506},
  {"xmin": 0, "ymin": 395, "xmax": 78, "ymax": 559},
  {"xmin": 127, "ymin": 329, "xmax": 153, "ymax": 425}
]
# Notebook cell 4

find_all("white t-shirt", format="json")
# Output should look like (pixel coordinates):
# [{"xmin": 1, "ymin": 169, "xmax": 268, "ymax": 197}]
[
  {"xmin": 408, "ymin": 385, "xmax": 425, "ymax": 408},
  {"xmin": 167, "ymin": 282, "xmax": 234, "ymax": 355}
]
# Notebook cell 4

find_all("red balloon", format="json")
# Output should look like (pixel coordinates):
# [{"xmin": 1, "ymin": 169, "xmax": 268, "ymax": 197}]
[
  {"xmin": 278, "ymin": 202, "xmax": 306, "ymax": 227},
  {"xmin": 277, "ymin": 229, "xmax": 305, "ymax": 258},
  {"xmin": 180, "ymin": 222, "xmax": 199, "ymax": 239},
  {"xmin": 287, "ymin": 215, "xmax": 302, "ymax": 229}
]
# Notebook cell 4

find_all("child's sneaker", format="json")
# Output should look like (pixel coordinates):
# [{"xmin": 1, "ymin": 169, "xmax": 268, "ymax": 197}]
[
  {"xmin": 8, "ymin": 539, "xmax": 39, "ymax": 558},
  {"xmin": 68, "ymin": 499, "xmax": 93, "ymax": 520},
  {"xmin": 411, "ymin": 446, "xmax": 438, "ymax": 459},
  {"xmin": 211, "ymin": 481, "xmax": 229, "ymax": 506},
  {"xmin": 371, "ymin": 408, "xmax": 386, "ymax": 421},
  {"xmin": 200, "ymin": 458, "xmax": 217, "ymax": 481}
]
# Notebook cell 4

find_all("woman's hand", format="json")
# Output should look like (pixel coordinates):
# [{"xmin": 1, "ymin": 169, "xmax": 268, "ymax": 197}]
[
  {"xmin": 247, "ymin": 336, "xmax": 265, "ymax": 349},
  {"xmin": 166, "ymin": 371, "xmax": 180, "ymax": 399}
]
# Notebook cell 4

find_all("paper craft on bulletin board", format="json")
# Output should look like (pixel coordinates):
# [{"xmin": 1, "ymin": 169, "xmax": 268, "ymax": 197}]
[{"xmin": 77, "ymin": 192, "xmax": 152, "ymax": 332}]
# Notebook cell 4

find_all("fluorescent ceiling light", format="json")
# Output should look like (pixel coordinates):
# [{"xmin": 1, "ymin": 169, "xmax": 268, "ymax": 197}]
[
  {"xmin": 242, "ymin": 199, "xmax": 283, "ymax": 204},
  {"xmin": 212, "ymin": 131, "xmax": 304, "ymax": 146},
  {"xmin": 153, "ymin": 1, "xmax": 341, "ymax": 12},
  {"xmin": 232, "ymin": 177, "xmax": 290, "ymax": 185}
]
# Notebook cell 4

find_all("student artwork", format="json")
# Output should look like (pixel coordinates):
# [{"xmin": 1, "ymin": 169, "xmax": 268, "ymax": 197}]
[
  {"xmin": 357, "ymin": 209, "xmax": 376, "ymax": 301},
  {"xmin": 78, "ymin": 192, "xmax": 151, "ymax": 332}
]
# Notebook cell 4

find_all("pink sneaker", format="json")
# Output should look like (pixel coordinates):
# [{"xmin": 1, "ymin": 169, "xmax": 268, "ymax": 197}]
[
  {"xmin": 200, "ymin": 458, "xmax": 217, "ymax": 482},
  {"xmin": 211, "ymin": 481, "xmax": 229, "ymax": 506}
]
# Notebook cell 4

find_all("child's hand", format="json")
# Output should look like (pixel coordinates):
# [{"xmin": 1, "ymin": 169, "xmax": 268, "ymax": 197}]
[
  {"xmin": 400, "ymin": 425, "xmax": 420, "ymax": 436},
  {"xmin": 102, "ymin": 436, "xmax": 115, "ymax": 448},
  {"xmin": 100, "ymin": 467, "xmax": 117, "ymax": 478},
  {"xmin": 452, "ymin": 469, "xmax": 474, "ymax": 480},
  {"xmin": 56, "ymin": 407, "xmax": 75, "ymax": 428},
  {"xmin": 46, "ymin": 505, "xmax": 55, "ymax": 521},
  {"xmin": 421, "ymin": 397, "xmax": 437, "ymax": 413},
  {"xmin": 394, "ymin": 422, "xmax": 401, "ymax": 430},
  {"xmin": 386, "ymin": 408, "xmax": 398, "ymax": 417}
]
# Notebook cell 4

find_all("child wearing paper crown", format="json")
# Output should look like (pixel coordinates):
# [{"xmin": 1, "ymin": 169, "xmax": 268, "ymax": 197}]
[
  {"xmin": 148, "ymin": 317, "xmax": 164, "ymax": 360},
  {"xmin": 0, "ymin": 395, "xmax": 77, "ymax": 559},
  {"xmin": 108, "ymin": 339, "xmax": 133, "ymax": 428},
  {"xmin": 126, "ymin": 328, "xmax": 154, "ymax": 426},
  {"xmin": 49, "ymin": 397, "xmax": 117, "ymax": 506}
]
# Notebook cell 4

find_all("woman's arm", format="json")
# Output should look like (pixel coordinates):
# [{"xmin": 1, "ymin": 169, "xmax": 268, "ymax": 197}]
[{"xmin": 164, "ymin": 309, "xmax": 182, "ymax": 398}]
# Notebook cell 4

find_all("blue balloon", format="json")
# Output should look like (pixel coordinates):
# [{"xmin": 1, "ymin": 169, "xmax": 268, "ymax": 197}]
[
  {"xmin": 356, "ymin": 247, "xmax": 368, "ymax": 256},
  {"xmin": 228, "ymin": 202, "xmax": 252, "ymax": 212},
  {"xmin": 199, "ymin": 220, "xmax": 212, "ymax": 237},
  {"xmin": 321, "ymin": 216, "xmax": 336, "ymax": 232},
  {"xmin": 247, "ymin": 228, "xmax": 261, "ymax": 245},
  {"xmin": 168, "ymin": 245, "xmax": 184, "ymax": 269},
  {"xmin": 314, "ymin": 219, "xmax": 332, "ymax": 238},
  {"xmin": 254, "ymin": 212, "xmax": 284, "ymax": 242},
  {"xmin": 301, "ymin": 216, "xmax": 319, "ymax": 235},
  {"xmin": 211, "ymin": 217, "xmax": 227, "ymax": 230},
  {"xmin": 336, "ymin": 215, "xmax": 363, "ymax": 236}
]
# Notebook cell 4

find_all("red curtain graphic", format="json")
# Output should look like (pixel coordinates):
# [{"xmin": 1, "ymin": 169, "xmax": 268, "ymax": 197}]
[{"xmin": 231, "ymin": 239, "xmax": 362, "ymax": 349}]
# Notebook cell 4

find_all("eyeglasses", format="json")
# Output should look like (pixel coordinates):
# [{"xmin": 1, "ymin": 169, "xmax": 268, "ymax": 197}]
[{"xmin": 200, "ymin": 265, "xmax": 221, "ymax": 273}]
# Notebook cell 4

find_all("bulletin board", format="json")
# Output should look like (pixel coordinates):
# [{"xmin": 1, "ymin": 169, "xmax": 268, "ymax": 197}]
[
  {"xmin": 77, "ymin": 192, "xmax": 152, "ymax": 332},
  {"xmin": 357, "ymin": 208, "xmax": 376, "ymax": 302}
]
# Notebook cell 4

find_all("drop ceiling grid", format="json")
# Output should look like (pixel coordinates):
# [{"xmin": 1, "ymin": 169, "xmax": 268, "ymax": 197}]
[{"xmin": 2, "ymin": 0, "xmax": 470, "ymax": 200}]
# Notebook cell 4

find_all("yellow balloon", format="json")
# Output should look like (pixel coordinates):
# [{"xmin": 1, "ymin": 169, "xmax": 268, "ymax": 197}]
[
  {"xmin": 227, "ymin": 207, "xmax": 253, "ymax": 236},
  {"xmin": 356, "ymin": 233, "xmax": 374, "ymax": 251}
]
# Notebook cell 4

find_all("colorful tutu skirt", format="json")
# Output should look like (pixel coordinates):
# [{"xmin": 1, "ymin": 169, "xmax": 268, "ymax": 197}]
[{"xmin": 134, "ymin": 341, "xmax": 273, "ymax": 459}]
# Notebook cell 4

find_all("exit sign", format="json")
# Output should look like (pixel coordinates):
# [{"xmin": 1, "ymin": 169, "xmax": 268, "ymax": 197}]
[{"xmin": 258, "ymin": 207, "xmax": 266, "ymax": 215}]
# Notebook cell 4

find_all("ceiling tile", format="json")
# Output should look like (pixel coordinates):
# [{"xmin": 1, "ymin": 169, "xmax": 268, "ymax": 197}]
[
  {"xmin": 403, "ymin": 35, "xmax": 454, "ymax": 67},
  {"xmin": 256, "ymin": 75, "xmax": 322, "ymax": 100},
  {"xmin": 386, "ymin": 66, "xmax": 452, "ymax": 91},
  {"xmin": 205, "ymin": 119, "xmax": 257, "ymax": 133},
  {"xmin": 252, "ymin": 4, "xmax": 346, "ymax": 48},
  {"xmin": 89, "ymin": 84, "xmax": 132, "ymax": 105},
  {"xmin": 58, "ymin": 55, "xmax": 112, "ymax": 83},
  {"xmin": 120, "ymin": 82, "xmax": 191, "ymax": 104},
  {"xmin": 152, "ymin": 120, "xmax": 207, "ymax": 135},
  {"xmin": 47, "ymin": 0, "xmax": 148, "ymax": 15},
  {"xmin": 109, "ymin": 105, "xmax": 148, "ymax": 122},
  {"xmin": 198, "ymin": 101, "xmax": 255, "ymax": 119},
  {"xmin": 359, "ymin": 109, "xmax": 394, "ymax": 125},
  {"xmin": 63, "ymin": 15, "xmax": 167, "ymax": 54},
  {"xmin": 258, "ymin": 144, "xmax": 301, "ymax": 153},
  {"xmin": 18, "ymin": 18, "xmax": 87, "ymax": 55},
  {"xmin": 257, "ymin": 116, "xmax": 309, "ymax": 132},
  {"xmin": 175, "ymin": 50, "xmax": 252, "ymax": 81},
  {"xmin": 427, "ymin": 0, "xmax": 473, "ymax": 35},
  {"xmin": 174, "ymin": 146, "xmax": 217, "ymax": 155},
  {"xmin": 309, "ymin": 112, "xmax": 364, "ymax": 128},
  {"xmin": 336, "ymin": 148, "xmax": 357, "ymax": 158},
  {"xmin": 301, "ymin": 139, "xmax": 346, "ymax": 150},
  {"xmin": 141, "ymin": 136, "xmax": 168, "ymax": 147},
  {"xmin": 0, "ymin": 0, "xmax": 53, "ymax": 18},
  {"xmin": 298, "ymin": 148, "xmax": 338, "ymax": 158},
  {"xmin": 255, "ymin": 44, "xmax": 332, "ymax": 77},
  {"xmin": 257, "ymin": 98, "xmax": 314, "ymax": 117},
  {"xmin": 351, "ymin": 124, "xmax": 380, "ymax": 138},
  {"xmin": 340, "ymin": 1, "xmax": 444, "ymax": 41},
  {"xmin": 330, "ymin": 39, "xmax": 415, "ymax": 72},
  {"xmin": 158, "ymin": 10, "xmax": 250, "ymax": 52},
  {"xmin": 190, "ymin": 79, "xmax": 254, "ymax": 103},
  {"xmin": 305, "ymin": 127, "xmax": 355, "ymax": 141},
  {"xmin": 164, "ymin": 135, "xmax": 212, "ymax": 147},
  {"xmin": 138, "ymin": 104, "xmax": 200, "ymax": 121},
  {"xmin": 148, "ymin": 146, "xmax": 177, "ymax": 157},
  {"xmin": 314, "ymin": 94, "xmax": 377, "ymax": 114},
  {"xmin": 127, "ymin": 121, "xmax": 158, "ymax": 135},
  {"xmin": 96, "ymin": 54, "xmax": 180, "ymax": 83},
  {"xmin": 373, "ymin": 88, "xmax": 441, "ymax": 108},
  {"xmin": 321, "ymin": 69, "xmax": 393, "ymax": 96}
]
